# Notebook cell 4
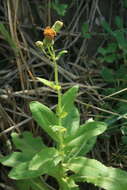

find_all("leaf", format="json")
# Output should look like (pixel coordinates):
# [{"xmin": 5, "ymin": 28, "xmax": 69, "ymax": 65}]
[
  {"xmin": 101, "ymin": 67, "xmax": 115, "ymax": 82},
  {"xmin": 0, "ymin": 152, "xmax": 29, "ymax": 167},
  {"xmin": 11, "ymin": 131, "xmax": 45, "ymax": 157},
  {"xmin": 82, "ymin": 23, "xmax": 91, "ymax": 39},
  {"xmin": 0, "ymin": 131, "xmax": 45, "ymax": 167},
  {"xmin": 115, "ymin": 16, "xmax": 123, "ymax": 29},
  {"xmin": 101, "ymin": 20, "xmax": 113, "ymax": 35},
  {"xmin": 30, "ymin": 178, "xmax": 50, "ymax": 190},
  {"xmin": 62, "ymin": 106, "xmax": 80, "ymax": 137},
  {"xmin": 123, "ymin": 0, "xmax": 127, "ymax": 8},
  {"xmin": 61, "ymin": 86, "xmax": 80, "ymax": 137},
  {"xmin": 106, "ymin": 43, "xmax": 117, "ymax": 53},
  {"xmin": 104, "ymin": 54, "xmax": 117, "ymax": 63},
  {"xmin": 59, "ymin": 177, "xmax": 79, "ymax": 190},
  {"xmin": 56, "ymin": 50, "xmax": 68, "ymax": 60},
  {"xmin": 52, "ymin": 0, "xmax": 68, "ymax": 16},
  {"xmin": 15, "ymin": 180, "xmax": 31, "ymax": 190},
  {"xmin": 98, "ymin": 47, "xmax": 107, "ymax": 55},
  {"xmin": 61, "ymin": 85, "xmax": 79, "ymax": 113},
  {"xmin": 64, "ymin": 121, "xmax": 107, "ymax": 157},
  {"xmin": 9, "ymin": 158, "xmax": 58, "ymax": 180},
  {"xmin": 29, "ymin": 101, "xmax": 59, "ymax": 142},
  {"xmin": 29, "ymin": 147, "xmax": 61, "ymax": 170},
  {"xmin": 0, "ymin": 23, "xmax": 17, "ymax": 52},
  {"xmin": 68, "ymin": 156, "xmax": 127, "ymax": 190},
  {"xmin": 78, "ymin": 137, "xmax": 97, "ymax": 156},
  {"xmin": 37, "ymin": 77, "xmax": 61, "ymax": 91},
  {"xmin": 113, "ymin": 30, "xmax": 127, "ymax": 50},
  {"xmin": 9, "ymin": 162, "xmax": 43, "ymax": 179}
]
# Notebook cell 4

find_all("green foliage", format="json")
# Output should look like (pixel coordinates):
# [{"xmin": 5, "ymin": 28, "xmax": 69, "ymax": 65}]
[
  {"xmin": 100, "ymin": 67, "xmax": 115, "ymax": 82},
  {"xmin": 63, "ymin": 120, "xmax": 107, "ymax": 158},
  {"xmin": 81, "ymin": 23, "xmax": 92, "ymax": 39},
  {"xmin": 123, "ymin": 0, "xmax": 127, "ymax": 8},
  {"xmin": 68, "ymin": 157, "xmax": 127, "ymax": 190},
  {"xmin": 29, "ymin": 101, "xmax": 59, "ymax": 142},
  {"xmin": 51, "ymin": 0, "xmax": 68, "ymax": 16},
  {"xmin": 98, "ymin": 16, "xmax": 127, "ymax": 63},
  {"xmin": 0, "ymin": 23, "xmax": 17, "ymax": 51}
]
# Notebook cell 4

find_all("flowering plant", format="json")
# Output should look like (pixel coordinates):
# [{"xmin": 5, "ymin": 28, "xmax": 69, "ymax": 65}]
[{"xmin": 1, "ymin": 21, "xmax": 127, "ymax": 190}]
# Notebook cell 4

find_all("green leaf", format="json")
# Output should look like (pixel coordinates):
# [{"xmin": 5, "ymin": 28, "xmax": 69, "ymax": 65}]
[
  {"xmin": 68, "ymin": 156, "xmax": 127, "ymax": 190},
  {"xmin": 59, "ymin": 177, "xmax": 79, "ymax": 190},
  {"xmin": 29, "ymin": 147, "xmax": 61, "ymax": 170},
  {"xmin": 0, "ymin": 131, "xmax": 45, "ymax": 167},
  {"xmin": 56, "ymin": 50, "xmax": 68, "ymax": 60},
  {"xmin": 61, "ymin": 86, "xmax": 80, "ymax": 137},
  {"xmin": 9, "ymin": 158, "xmax": 58, "ymax": 180},
  {"xmin": 82, "ymin": 23, "xmax": 91, "ymax": 39},
  {"xmin": 62, "ymin": 106, "xmax": 80, "ymax": 137},
  {"xmin": 11, "ymin": 131, "xmax": 45, "ymax": 157},
  {"xmin": 104, "ymin": 54, "xmax": 117, "ymax": 63},
  {"xmin": 101, "ymin": 67, "xmax": 115, "ymax": 82},
  {"xmin": 78, "ymin": 137, "xmax": 97, "ymax": 156},
  {"xmin": 113, "ymin": 30, "xmax": 127, "ymax": 50},
  {"xmin": 30, "ymin": 178, "xmax": 50, "ymax": 190},
  {"xmin": 98, "ymin": 47, "xmax": 107, "ymax": 55},
  {"xmin": 8, "ymin": 162, "xmax": 43, "ymax": 179},
  {"xmin": 123, "ymin": 0, "xmax": 127, "ymax": 8},
  {"xmin": 61, "ymin": 85, "xmax": 79, "ymax": 113},
  {"xmin": 0, "ymin": 23, "xmax": 17, "ymax": 52},
  {"xmin": 0, "ymin": 152, "xmax": 29, "ymax": 167},
  {"xmin": 115, "ymin": 16, "xmax": 123, "ymax": 29},
  {"xmin": 52, "ymin": 0, "xmax": 68, "ymax": 16},
  {"xmin": 101, "ymin": 20, "xmax": 113, "ymax": 35},
  {"xmin": 37, "ymin": 77, "xmax": 61, "ymax": 91},
  {"xmin": 15, "ymin": 180, "xmax": 31, "ymax": 190},
  {"xmin": 64, "ymin": 121, "xmax": 107, "ymax": 157},
  {"xmin": 106, "ymin": 43, "xmax": 117, "ymax": 53},
  {"xmin": 29, "ymin": 101, "xmax": 59, "ymax": 142}
]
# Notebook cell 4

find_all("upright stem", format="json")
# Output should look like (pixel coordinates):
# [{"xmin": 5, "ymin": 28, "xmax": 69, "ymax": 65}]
[
  {"xmin": 48, "ymin": 46, "xmax": 63, "ymax": 149},
  {"xmin": 54, "ymin": 60, "xmax": 62, "ymax": 126}
]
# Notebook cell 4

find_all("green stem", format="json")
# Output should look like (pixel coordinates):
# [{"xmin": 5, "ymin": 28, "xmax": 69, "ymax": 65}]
[{"xmin": 48, "ymin": 46, "xmax": 63, "ymax": 150}]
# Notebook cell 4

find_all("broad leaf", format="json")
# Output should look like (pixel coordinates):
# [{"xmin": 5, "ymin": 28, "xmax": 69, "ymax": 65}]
[
  {"xmin": 64, "ymin": 121, "xmax": 107, "ymax": 157},
  {"xmin": 29, "ymin": 101, "xmax": 59, "ymax": 142},
  {"xmin": 63, "ymin": 106, "xmax": 80, "ymax": 137},
  {"xmin": 9, "ymin": 161, "xmax": 45, "ymax": 179},
  {"xmin": 9, "ymin": 159, "xmax": 57, "ymax": 180},
  {"xmin": 0, "ymin": 152, "xmax": 29, "ymax": 167},
  {"xmin": 61, "ymin": 86, "xmax": 79, "ymax": 113},
  {"xmin": 29, "ymin": 147, "xmax": 62, "ymax": 170},
  {"xmin": 11, "ymin": 131, "xmax": 45, "ymax": 158},
  {"xmin": 78, "ymin": 137, "xmax": 97, "ymax": 156},
  {"xmin": 68, "ymin": 157, "xmax": 127, "ymax": 190},
  {"xmin": 61, "ymin": 86, "xmax": 80, "ymax": 137},
  {"xmin": 0, "ymin": 131, "xmax": 45, "ymax": 167}
]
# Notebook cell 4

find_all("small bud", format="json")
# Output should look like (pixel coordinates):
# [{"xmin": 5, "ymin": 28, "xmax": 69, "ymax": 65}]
[
  {"xmin": 35, "ymin": 41, "xmax": 44, "ymax": 48},
  {"xmin": 52, "ymin": 21, "xmax": 63, "ymax": 33}
]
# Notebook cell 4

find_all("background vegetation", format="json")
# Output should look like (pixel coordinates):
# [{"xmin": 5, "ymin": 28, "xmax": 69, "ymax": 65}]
[{"xmin": 1, "ymin": 0, "xmax": 127, "ymax": 189}]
